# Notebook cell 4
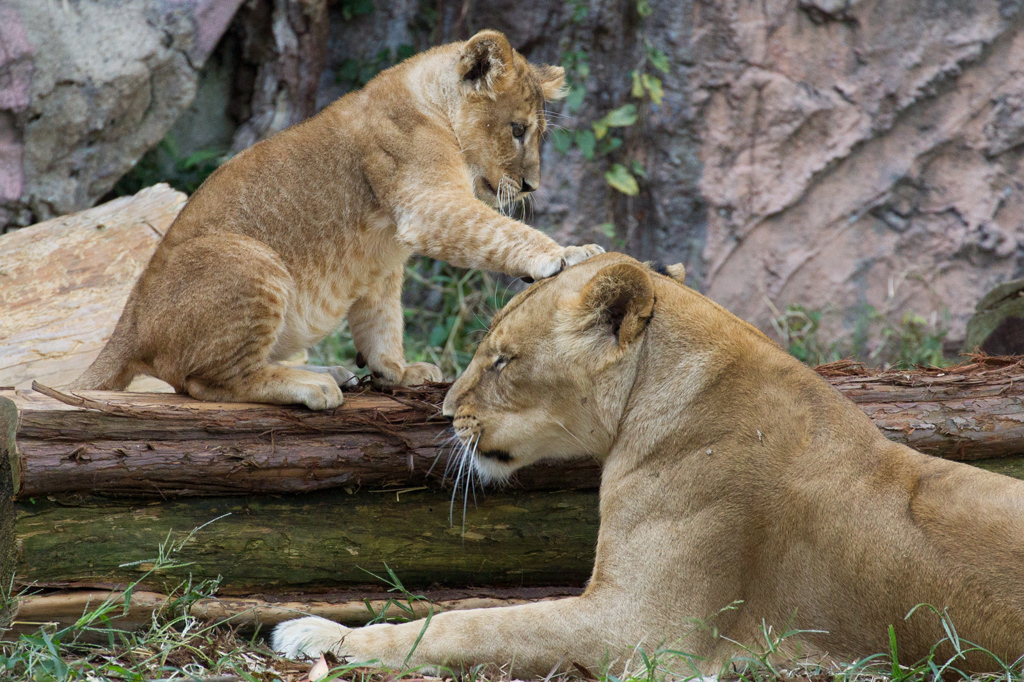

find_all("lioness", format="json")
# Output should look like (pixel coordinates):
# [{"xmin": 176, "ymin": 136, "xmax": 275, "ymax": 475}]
[
  {"xmin": 71, "ymin": 30, "xmax": 602, "ymax": 409},
  {"xmin": 273, "ymin": 253, "xmax": 1024, "ymax": 675}
]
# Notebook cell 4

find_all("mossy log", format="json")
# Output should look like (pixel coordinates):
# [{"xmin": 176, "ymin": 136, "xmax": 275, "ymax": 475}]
[
  {"xmin": 15, "ymin": 487, "xmax": 600, "ymax": 594},
  {"xmin": 964, "ymin": 279, "xmax": 1024, "ymax": 356}
]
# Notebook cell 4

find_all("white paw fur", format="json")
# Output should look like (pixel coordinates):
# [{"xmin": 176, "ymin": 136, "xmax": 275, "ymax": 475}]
[{"xmin": 271, "ymin": 616, "xmax": 351, "ymax": 659}]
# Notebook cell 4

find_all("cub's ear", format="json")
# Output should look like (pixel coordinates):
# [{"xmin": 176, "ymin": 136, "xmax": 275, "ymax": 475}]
[
  {"xmin": 579, "ymin": 263, "xmax": 655, "ymax": 349},
  {"xmin": 532, "ymin": 64, "xmax": 567, "ymax": 101},
  {"xmin": 458, "ymin": 30, "xmax": 513, "ymax": 93},
  {"xmin": 652, "ymin": 262, "xmax": 686, "ymax": 284}
]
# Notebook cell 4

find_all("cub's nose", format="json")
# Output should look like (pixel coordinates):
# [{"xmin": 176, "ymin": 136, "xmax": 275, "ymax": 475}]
[
  {"xmin": 441, "ymin": 413, "xmax": 455, "ymax": 423},
  {"xmin": 521, "ymin": 179, "xmax": 536, "ymax": 193}
]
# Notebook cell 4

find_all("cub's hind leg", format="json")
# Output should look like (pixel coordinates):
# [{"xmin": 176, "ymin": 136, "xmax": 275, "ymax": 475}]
[
  {"xmin": 136, "ymin": 234, "xmax": 344, "ymax": 410},
  {"xmin": 347, "ymin": 266, "xmax": 442, "ymax": 387}
]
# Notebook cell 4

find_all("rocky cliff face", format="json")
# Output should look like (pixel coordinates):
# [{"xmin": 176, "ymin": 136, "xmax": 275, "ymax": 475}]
[
  {"xmin": 0, "ymin": 0, "xmax": 243, "ymax": 229},
  {"xmin": 3, "ymin": 0, "xmax": 1022, "ymax": 353}
]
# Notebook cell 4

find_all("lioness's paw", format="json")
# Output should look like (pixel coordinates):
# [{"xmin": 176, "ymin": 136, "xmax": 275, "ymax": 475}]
[
  {"xmin": 272, "ymin": 616, "xmax": 350, "ymax": 660},
  {"xmin": 400, "ymin": 362, "xmax": 443, "ymax": 386},
  {"xmin": 563, "ymin": 243, "xmax": 605, "ymax": 267}
]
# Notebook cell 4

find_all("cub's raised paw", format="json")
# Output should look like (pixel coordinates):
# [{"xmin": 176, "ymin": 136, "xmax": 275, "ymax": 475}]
[
  {"xmin": 526, "ymin": 244, "xmax": 606, "ymax": 282},
  {"xmin": 563, "ymin": 243, "xmax": 605, "ymax": 267},
  {"xmin": 400, "ymin": 362, "xmax": 443, "ymax": 386},
  {"xmin": 271, "ymin": 616, "xmax": 350, "ymax": 660}
]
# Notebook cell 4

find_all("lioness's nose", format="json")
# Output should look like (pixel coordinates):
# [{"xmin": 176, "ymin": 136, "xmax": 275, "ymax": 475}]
[{"xmin": 521, "ymin": 179, "xmax": 536, "ymax": 193}]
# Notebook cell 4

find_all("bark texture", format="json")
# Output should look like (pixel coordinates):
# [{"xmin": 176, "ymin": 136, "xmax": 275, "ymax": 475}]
[{"xmin": 3, "ymin": 360, "xmax": 1022, "ymax": 500}]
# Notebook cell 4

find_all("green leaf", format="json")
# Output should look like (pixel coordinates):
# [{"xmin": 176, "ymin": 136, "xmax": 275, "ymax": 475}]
[
  {"xmin": 592, "ymin": 118, "xmax": 609, "ymax": 140},
  {"xmin": 566, "ymin": 85, "xmax": 586, "ymax": 113},
  {"xmin": 575, "ymin": 129, "xmax": 596, "ymax": 160},
  {"xmin": 396, "ymin": 44, "xmax": 416, "ymax": 61},
  {"xmin": 602, "ymin": 104, "xmax": 638, "ymax": 128},
  {"xmin": 336, "ymin": 58, "xmax": 360, "ymax": 84},
  {"xmin": 551, "ymin": 128, "xmax": 574, "ymax": 155},
  {"xmin": 636, "ymin": 0, "xmax": 653, "ymax": 18},
  {"xmin": 630, "ymin": 159, "xmax": 648, "ymax": 179},
  {"xmin": 605, "ymin": 164, "xmax": 639, "ymax": 196},
  {"xmin": 596, "ymin": 136, "xmax": 622, "ymax": 155},
  {"xmin": 598, "ymin": 222, "xmax": 617, "ymax": 239},
  {"xmin": 631, "ymin": 71, "xmax": 644, "ymax": 98},
  {"xmin": 647, "ymin": 48, "xmax": 670, "ymax": 74},
  {"xmin": 642, "ymin": 73, "xmax": 664, "ymax": 105}
]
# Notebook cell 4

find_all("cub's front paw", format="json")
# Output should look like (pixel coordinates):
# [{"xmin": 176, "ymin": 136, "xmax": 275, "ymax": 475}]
[
  {"xmin": 399, "ymin": 362, "xmax": 443, "ymax": 386},
  {"xmin": 526, "ymin": 244, "xmax": 606, "ymax": 281},
  {"xmin": 271, "ymin": 616, "xmax": 350, "ymax": 660},
  {"xmin": 563, "ymin": 243, "xmax": 605, "ymax": 266}
]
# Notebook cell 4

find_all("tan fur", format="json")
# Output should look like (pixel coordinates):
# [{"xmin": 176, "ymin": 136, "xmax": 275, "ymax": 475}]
[
  {"xmin": 273, "ymin": 252, "xmax": 1024, "ymax": 675},
  {"xmin": 71, "ymin": 30, "xmax": 603, "ymax": 409}
]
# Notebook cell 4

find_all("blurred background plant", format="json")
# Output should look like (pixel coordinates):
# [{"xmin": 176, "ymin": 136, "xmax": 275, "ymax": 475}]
[{"xmin": 311, "ymin": 259, "xmax": 522, "ymax": 380}]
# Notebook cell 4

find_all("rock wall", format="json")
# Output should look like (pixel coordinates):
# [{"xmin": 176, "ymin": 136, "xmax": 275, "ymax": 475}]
[
  {"xmin": 3, "ymin": 0, "xmax": 1023, "ymax": 353},
  {"xmin": 0, "ymin": 0, "xmax": 243, "ymax": 230},
  {"xmin": 693, "ymin": 0, "xmax": 1024, "ymax": 351}
]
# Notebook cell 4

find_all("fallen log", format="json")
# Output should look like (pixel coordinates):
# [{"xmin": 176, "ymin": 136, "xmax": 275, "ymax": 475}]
[
  {"xmin": 14, "ymin": 487, "xmax": 599, "ymax": 594},
  {"xmin": 2, "ymin": 358, "xmax": 1023, "ymax": 499},
  {"xmin": 6, "ymin": 586, "xmax": 583, "ymax": 638}
]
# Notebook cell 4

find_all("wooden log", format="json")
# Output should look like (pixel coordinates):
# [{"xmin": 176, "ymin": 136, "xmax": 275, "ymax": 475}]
[
  {"xmin": 3, "ymin": 384, "xmax": 600, "ymax": 498},
  {"xmin": 0, "ymin": 184, "xmax": 184, "ymax": 392},
  {"xmin": 2, "ymin": 358, "xmax": 1023, "ymax": 499},
  {"xmin": 15, "ymin": 487, "xmax": 600, "ymax": 594},
  {"xmin": 0, "ymin": 396, "xmax": 16, "ymax": 630},
  {"xmin": 6, "ymin": 586, "xmax": 583, "ymax": 638}
]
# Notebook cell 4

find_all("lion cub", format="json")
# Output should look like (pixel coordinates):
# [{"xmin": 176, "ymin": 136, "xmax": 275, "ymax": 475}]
[{"xmin": 72, "ymin": 30, "xmax": 603, "ymax": 409}]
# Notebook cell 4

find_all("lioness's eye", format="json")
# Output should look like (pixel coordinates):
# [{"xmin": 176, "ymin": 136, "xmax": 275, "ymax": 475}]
[
  {"xmin": 492, "ymin": 355, "xmax": 510, "ymax": 371},
  {"xmin": 511, "ymin": 123, "xmax": 526, "ymax": 139}
]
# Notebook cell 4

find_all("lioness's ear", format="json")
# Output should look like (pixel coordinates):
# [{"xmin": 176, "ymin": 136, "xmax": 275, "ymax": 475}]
[
  {"xmin": 579, "ymin": 263, "xmax": 655, "ymax": 349},
  {"xmin": 532, "ymin": 64, "xmax": 567, "ymax": 101},
  {"xmin": 459, "ymin": 30, "xmax": 513, "ymax": 93},
  {"xmin": 652, "ymin": 262, "xmax": 686, "ymax": 284}
]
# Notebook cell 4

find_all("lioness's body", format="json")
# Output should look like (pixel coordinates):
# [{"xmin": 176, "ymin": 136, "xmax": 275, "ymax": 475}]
[
  {"xmin": 72, "ymin": 31, "xmax": 601, "ymax": 409},
  {"xmin": 274, "ymin": 253, "xmax": 1024, "ymax": 674}
]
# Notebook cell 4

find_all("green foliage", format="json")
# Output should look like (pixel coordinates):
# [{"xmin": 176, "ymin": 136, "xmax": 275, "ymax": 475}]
[
  {"xmin": 769, "ymin": 302, "xmax": 952, "ymax": 369},
  {"xmin": 313, "ymin": 259, "xmax": 520, "ymax": 380},
  {"xmin": 338, "ymin": 0, "xmax": 373, "ymax": 21},
  {"xmin": 553, "ymin": 1, "xmax": 669, "ymax": 198},
  {"xmin": 111, "ymin": 135, "xmax": 226, "ymax": 197}
]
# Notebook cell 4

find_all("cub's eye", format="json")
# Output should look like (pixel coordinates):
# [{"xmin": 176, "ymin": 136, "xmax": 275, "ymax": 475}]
[
  {"xmin": 511, "ymin": 123, "xmax": 526, "ymax": 139},
  {"xmin": 492, "ymin": 355, "xmax": 510, "ymax": 372}
]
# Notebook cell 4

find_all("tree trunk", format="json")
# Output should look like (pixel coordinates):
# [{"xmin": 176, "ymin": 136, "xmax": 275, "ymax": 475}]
[
  {"xmin": 15, "ymin": 487, "xmax": 599, "ymax": 594},
  {"xmin": 4, "ymin": 358, "xmax": 1023, "ymax": 500},
  {"xmin": 0, "ymin": 398, "xmax": 17, "ymax": 631},
  {"xmin": 6, "ymin": 586, "xmax": 584, "ymax": 639}
]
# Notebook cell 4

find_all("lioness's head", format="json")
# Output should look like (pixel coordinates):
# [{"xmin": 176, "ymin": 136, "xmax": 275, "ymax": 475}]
[
  {"xmin": 451, "ymin": 30, "xmax": 566, "ymax": 211},
  {"xmin": 443, "ymin": 253, "xmax": 669, "ymax": 483}
]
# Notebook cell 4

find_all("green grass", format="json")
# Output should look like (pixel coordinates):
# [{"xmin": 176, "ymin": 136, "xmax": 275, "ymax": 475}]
[
  {"xmin": 4, "ymin": 525, "xmax": 1021, "ymax": 681},
  {"xmin": 768, "ymin": 302, "xmax": 952, "ymax": 369}
]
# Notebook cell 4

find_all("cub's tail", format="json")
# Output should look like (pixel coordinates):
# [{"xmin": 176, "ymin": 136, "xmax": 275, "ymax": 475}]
[{"xmin": 68, "ymin": 309, "xmax": 139, "ymax": 391}]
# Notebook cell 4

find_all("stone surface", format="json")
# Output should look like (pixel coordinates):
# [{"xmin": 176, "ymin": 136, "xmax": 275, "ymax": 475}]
[
  {"xmin": 4, "ymin": 0, "xmax": 1024, "ymax": 353},
  {"xmin": 964, "ymin": 278, "xmax": 1024, "ymax": 354},
  {"xmin": 0, "ymin": 0, "xmax": 243, "ymax": 231}
]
